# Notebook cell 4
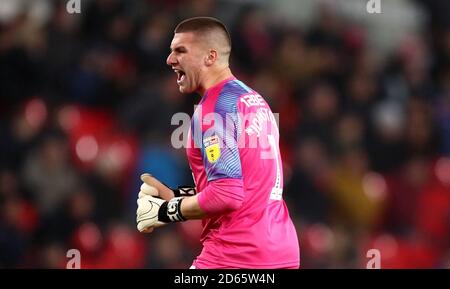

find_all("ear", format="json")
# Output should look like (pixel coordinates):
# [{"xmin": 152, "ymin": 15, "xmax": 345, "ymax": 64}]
[{"xmin": 204, "ymin": 49, "xmax": 218, "ymax": 66}]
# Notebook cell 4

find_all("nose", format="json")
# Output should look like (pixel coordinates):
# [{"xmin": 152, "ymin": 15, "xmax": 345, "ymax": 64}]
[{"xmin": 166, "ymin": 52, "xmax": 176, "ymax": 66}]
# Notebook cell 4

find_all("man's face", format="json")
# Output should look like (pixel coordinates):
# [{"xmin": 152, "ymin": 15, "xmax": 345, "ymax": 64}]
[{"xmin": 166, "ymin": 32, "xmax": 206, "ymax": 94}]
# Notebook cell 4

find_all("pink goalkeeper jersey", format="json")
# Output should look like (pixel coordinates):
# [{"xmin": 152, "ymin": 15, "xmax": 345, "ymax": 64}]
[{"xmin": 187, "ymin": 76, "xmax": 300, "ymax": 269}]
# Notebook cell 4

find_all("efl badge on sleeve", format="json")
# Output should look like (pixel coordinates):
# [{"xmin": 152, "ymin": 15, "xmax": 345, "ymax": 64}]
[{"xmin": 203, "ymin": 135, "xmax": 221, "ymax": 163}]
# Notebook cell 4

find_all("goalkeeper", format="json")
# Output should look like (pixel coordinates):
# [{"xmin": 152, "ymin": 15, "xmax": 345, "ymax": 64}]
[{"xmin": 136, "ymin": 17, "xmax": 300, "ymax": 269}]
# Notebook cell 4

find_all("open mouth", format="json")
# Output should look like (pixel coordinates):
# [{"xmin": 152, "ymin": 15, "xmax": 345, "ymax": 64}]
[{"xmin": 174, "ymin": 69, "xmax": 186, "ymax": 84}]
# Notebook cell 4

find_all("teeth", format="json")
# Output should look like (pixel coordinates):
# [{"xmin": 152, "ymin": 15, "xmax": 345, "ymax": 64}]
[
  {"xmin": 177, "ymin": 74, "xmax": 185, "ymax": 84},
  {"xmin": 173, "ymin": 69, "xmax": 185, "ymax": 84}
]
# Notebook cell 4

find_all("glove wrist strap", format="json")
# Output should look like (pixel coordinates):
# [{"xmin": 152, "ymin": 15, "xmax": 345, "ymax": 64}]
[
  {"xmin": 173, "ymin": 186, "xmax": 197, "ymax": 197},
  {"xmin": 158, "ymin": 197, "xmax": 186, "ymax": 223}
]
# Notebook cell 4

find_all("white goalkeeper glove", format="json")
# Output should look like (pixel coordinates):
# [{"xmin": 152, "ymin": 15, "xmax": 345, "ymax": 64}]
[
  {"xmin": 136, "ymin": 173, "xmax": 195, "ymax": 233},
  {"xmin": 136, "ymin": 195, "xmax": 187, "ymax": 233},
  {"xmin": 136, "ymin": 195, "xmax": 166, "ymax": 232}
]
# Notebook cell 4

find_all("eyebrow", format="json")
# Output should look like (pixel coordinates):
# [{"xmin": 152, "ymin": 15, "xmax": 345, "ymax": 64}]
[{"xmin": 170, "ymin": 46, "xmax": 188, "ymax": 53}]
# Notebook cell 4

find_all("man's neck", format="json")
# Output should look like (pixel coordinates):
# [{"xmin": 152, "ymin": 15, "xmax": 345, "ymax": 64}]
[{"xmin": 198, "ymin": 67, "xmax": 233, "ymax": 96}]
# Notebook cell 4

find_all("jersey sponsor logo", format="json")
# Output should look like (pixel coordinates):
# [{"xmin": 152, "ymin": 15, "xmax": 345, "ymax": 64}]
[
  {"xmin": 203, "ymin": 135, "xmax": 221, "ymax": 163},
  {"xmin": 240, "ymin": 93, "xmax": 265, "ymax": 107}
]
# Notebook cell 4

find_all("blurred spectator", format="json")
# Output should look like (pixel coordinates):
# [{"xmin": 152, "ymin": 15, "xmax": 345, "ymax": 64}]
[
  {"xmin": 434, "ymin": 68, "xmax": 450, "ymax": 156},
  {"xmin": 285, "ymin": 137, "xmax": 332, "ymax": 223},
  {"xmin": 328, "ymin": 147, "xmax": 386, "ymax": 231},
  {"xmin": 297, "ymin": 81, "xmax": 339, "ymax": 154},
  {"xmin": 384, "ymin": 156, "xmax": 433, "ymax": 235},
  {"xmin": 22, "ymin": 130, "xmax": 80, "ymax": 216},
  {"xmin": 231, "ymin": 5, "xmax": 275, "ymax": 73},
  {"xmin": 368, "ymin": 100, "xmax": 407, "ymax": 172},
  {"xmin": 145, "ymin": 226, "xmax": 192, "ymax": 269}
]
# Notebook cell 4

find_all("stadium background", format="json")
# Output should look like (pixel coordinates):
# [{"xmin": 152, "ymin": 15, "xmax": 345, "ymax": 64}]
[{"xmin": 0, "ymin": 0, "xmax": 449, "ymax": 268}]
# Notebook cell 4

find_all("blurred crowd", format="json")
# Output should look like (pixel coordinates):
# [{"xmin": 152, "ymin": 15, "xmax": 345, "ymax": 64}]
[{"xmin": 0, "ymin": 0, "xmax": 449, "ymax": 268}]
